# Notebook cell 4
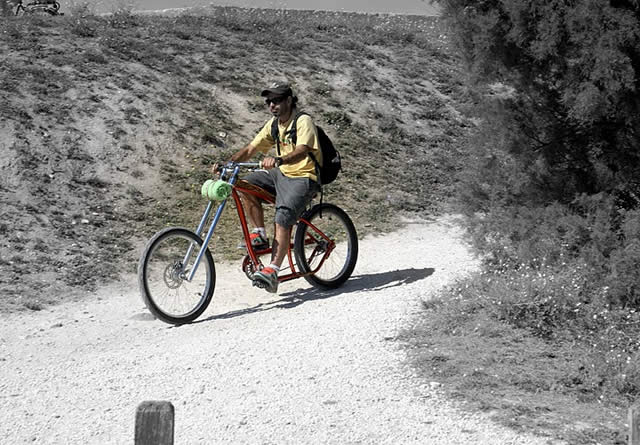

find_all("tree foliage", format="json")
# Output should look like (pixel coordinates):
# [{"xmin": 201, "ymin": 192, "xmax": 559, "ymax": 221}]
[
  {"xmin": 435, "ymin": 0, "xmax": 640, "ymax": 313},
  {"xmin": 1, "ymin": 0, "xmax": 14, "ymax": 16},
  {"xmin": 439, "ymin": 0, "xmax": 640, "ymax": 204}
]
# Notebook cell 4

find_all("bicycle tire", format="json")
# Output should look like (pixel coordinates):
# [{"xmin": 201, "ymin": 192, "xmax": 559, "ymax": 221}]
[
  {"xmin": 22, "ymin": 3, "xmax": 59, "ymax": 15},
  {"xmin": 138, "ymin": 227, "xmax": 215, "ymax": 324},
  {"xmin": 293, "ymin": 203, "xmax": 358, "ymax": 289}
]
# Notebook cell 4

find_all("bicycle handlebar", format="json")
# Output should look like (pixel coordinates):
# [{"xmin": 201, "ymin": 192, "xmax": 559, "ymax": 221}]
[
  {"xmin": 215, "ymin": 161, "xmax": 262, "ymax": 173},
  {"xmin": 215, "ymin": 161, "xmax": 264, "ymax": 183},
  {"xmin": 235, "ymin": 161, "xmax": 263, "ymax": 169}
]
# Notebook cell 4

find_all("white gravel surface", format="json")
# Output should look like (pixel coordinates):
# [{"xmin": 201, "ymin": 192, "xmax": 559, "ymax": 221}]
[{"xmin": 0, "ymin": 216, "xmax": 554, "ymax": 444}]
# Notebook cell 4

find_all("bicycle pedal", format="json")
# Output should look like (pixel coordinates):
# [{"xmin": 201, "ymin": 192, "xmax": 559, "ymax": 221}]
[{"xmin": 252, "ymin": 280, "xmax": 267, "ymax": 289}]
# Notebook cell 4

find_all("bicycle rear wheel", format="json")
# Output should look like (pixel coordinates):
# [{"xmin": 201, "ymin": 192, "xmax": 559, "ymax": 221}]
[
  {"xmin": 138, "ymin": 227, "xmax": 215, "ymax": 324},
  {"xmin": 24, "ymin": 5, "xmax": 58, "ymax": 15},
  {"xmin": 293, "ymin": 203, "xmax": 358, "ymax": 289}
]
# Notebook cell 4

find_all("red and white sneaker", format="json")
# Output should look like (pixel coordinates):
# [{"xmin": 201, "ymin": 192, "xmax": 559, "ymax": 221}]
[
  {"xmin": 252, "ymin": 266, "xmax": 279, "ymax": 293},
  {"xmin": 238, "ymin": 230, "xmax": 269, "ymax": 251}
]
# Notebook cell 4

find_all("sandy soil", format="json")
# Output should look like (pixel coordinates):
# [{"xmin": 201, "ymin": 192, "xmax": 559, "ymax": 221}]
[{"xmin": 0, "ymin": 217, "xmax": 559, "ymax": 444}]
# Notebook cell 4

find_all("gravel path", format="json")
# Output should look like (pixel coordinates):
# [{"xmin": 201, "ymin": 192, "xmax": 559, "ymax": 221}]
[{"xmin": 0, "ymin": 217, "xmax": 552, "ymax": 444}]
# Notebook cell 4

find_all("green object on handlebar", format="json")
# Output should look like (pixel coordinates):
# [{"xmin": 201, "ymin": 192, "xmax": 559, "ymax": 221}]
[
  {"xmin": 211, "ymin": 180, "xmax": 232, "ymax": 200},
  {"xmin": 201, "ymin": 179, "xmax": 214, "ymax": 198},
  {"xmin": 201, "ymin": 179, "xmax": 232, "ymax": 201}
]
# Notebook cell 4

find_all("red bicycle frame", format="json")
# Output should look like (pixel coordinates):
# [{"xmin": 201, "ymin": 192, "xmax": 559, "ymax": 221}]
[{"xmin": 231, "ymin": 180, "xmax": 334, "ymax": 283}]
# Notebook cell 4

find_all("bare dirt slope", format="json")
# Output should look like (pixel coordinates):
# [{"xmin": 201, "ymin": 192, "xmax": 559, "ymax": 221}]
[
  {"xmin": 0, "ymin": 9, "xmax": 467, "ymax": 312},
  {"xmin": 0, "ymin": 217, "xmax": 560, "ymax": 445}
]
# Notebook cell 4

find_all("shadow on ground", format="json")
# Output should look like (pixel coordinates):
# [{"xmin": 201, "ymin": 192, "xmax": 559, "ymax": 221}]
[{"xmin": 193, "ymin": 267, "xmax": 435, "ymax": 324}]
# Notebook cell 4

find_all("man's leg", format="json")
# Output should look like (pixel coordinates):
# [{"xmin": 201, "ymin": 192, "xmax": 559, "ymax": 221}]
[
  {"xmin": 238, "ymin": 170, "xmax": 276, "ymax": 249},
  {"xmin": 240, "ymin": 191, "xmax": 265, "ymax": 229},
  {"xmin": 252, "ymin": 171, "xmax": 319, "ymax": 293},
  {"xmin": 251, "ymin": 222, "xmax": 289, "ymax": 293},
  {"xmin": 237, "ymin": 191, "xmax": 270, "ymax": 250},
  {"xmin": 270, "ymin": 223, "xmax": 291, "ymax": 268}
]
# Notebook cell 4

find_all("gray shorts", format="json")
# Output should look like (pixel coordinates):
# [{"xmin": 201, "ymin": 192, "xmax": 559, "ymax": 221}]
[{"xmin": 243, "ymin": 168, "xmax": 319, "ymax": 228}]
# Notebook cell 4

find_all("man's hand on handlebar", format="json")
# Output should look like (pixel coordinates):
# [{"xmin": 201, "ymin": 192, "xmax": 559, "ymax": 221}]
[
  {"xmin": 211, "ymin": 162, "xmax": 222, "ymax": 176},
  {"xmin": 211, "ymin": 161, "xmax": 233, "ymax": 176}
]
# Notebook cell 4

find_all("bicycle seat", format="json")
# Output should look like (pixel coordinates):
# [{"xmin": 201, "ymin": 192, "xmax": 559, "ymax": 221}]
[{"xmin": 235, "ymin": 179, "xmax": 275, "ymax": 202}]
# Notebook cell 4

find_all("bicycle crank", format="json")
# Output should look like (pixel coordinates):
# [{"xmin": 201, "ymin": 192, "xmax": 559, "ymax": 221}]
[{"xmin": 241, "ymin": 255, "xmax": 256, "ymax": 280}]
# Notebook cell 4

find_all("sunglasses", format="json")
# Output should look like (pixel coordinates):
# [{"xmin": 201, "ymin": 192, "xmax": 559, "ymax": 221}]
[{"xmin": 265, "ymin": 96, "xmax": 287, "ymax": 106}]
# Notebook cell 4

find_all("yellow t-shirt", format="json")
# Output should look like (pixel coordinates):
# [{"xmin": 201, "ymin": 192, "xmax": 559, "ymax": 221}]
[{"xmin": 250, "ymin": 113, "xmax": 323, "ymax": 182}]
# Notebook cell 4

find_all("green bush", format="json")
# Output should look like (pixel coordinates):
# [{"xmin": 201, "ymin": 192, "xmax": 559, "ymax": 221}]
[
  {"xmin": 463, "ymin": 191, "xmax": 640, "ymax": 308},
  {"xmin": 61, "ymin": 1, "xmax": 98, "ymax": 37},
  {"xmin": 1, "ymin": 0, "xmax": 13, "ymax": 16},
  {"xmin": 606, "ymin": 209, "xmax": 640, "ymax": 307},
  {"xmin": 108, "ymin": 0, "xmax": 137, "ymax": 29}
]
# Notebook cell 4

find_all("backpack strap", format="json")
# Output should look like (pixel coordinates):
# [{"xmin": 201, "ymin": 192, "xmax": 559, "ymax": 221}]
[
  {"xmin": 290, "ymin": 112, "xmax": 324, "ymax": 212},
  {"xmin": 286, "ymin": 111, "xmax": 323, "ymax": 186},
  {"xmin": 286, "ymin": 111, "xmax": 306, "ymax": 146},
  {"xmin": 271, "ymin": 111, "xmax": 321, "ymax": 178},
  {"xmin": 271, "ymin": 111, "xmax": 324, "ymax": 211},
  {"xmin": 271, "ymin": 111, "xmax": 306, "ymax": 156},
  {"xmin": 270, "ymin": 117, "xmax": 280, "ymax": 157}
]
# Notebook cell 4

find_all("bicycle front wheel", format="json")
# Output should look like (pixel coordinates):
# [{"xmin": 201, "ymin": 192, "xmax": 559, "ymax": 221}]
[
  {"xmin": 138, "ymin": 227, "xmax": 215, "ymax": 324},
  {"xmin": 294, "ymin": 203, "xmax": 358, "ymax": 289}
]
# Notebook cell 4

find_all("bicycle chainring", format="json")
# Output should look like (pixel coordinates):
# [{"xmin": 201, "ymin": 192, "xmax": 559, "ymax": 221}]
[{"xmin": 241, "ymin": 255, "xmax": 257, "ymax": 280}]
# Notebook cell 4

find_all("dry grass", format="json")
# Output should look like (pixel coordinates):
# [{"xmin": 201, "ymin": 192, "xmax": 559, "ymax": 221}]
[{"xmin": 400, "ymin": 269, "xmax": 633, "ymax": 445}]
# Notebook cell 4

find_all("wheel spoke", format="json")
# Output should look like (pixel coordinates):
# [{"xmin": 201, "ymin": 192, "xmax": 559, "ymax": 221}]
[
  {"xmin": 140, "ymin": 228, "xmax": 215, "ymax": 324},
  {"xmin": 294, "ymin": 204, "xmax": 358, "ymax": 289}
]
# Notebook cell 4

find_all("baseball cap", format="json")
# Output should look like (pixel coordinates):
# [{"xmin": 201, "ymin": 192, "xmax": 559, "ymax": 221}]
[{"xmin": 261, "ymin": 82, "xmax": 293, "ymax": 97}]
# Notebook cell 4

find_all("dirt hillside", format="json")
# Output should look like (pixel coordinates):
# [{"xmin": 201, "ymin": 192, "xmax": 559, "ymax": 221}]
[{"xmin": 0, "ymin": 7, "xmax": 469, "ymax": 311}]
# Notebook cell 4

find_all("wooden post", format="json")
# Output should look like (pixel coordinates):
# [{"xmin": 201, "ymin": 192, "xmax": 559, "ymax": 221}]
[
  {"xmin": 631, "ymin": 404, "xmax": 640, "ymax": 445},
  {"xmin": 135, "ymin": 401, "xmax": 175, "ymax": 445}
]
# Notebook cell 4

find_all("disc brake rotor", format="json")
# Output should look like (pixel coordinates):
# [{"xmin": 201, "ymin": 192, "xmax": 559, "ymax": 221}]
[{"xmin": 163, "ymin": 261, "xmax": 185, "ymax": 289}]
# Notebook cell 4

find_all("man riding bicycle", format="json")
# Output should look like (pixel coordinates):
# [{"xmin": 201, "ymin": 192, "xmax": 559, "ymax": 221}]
[{"xmin": 219, "ymin": 82, "xmax": 322, "ymax": 293}]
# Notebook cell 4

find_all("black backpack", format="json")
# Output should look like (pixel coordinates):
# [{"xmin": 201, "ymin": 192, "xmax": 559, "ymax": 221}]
[{"xmin": 271, "ymin": 112, "xmax": 341, "ymax": 186}]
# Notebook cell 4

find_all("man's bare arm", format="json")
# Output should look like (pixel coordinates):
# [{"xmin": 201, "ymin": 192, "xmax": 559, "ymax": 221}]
[
  {"xmin": 280, "ymin": 144, "xmax": 311, "ymax": 165},
  {"xmin": 231, "ymin": 144, "xmax": 260, "ymax": 163}
]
